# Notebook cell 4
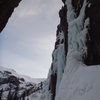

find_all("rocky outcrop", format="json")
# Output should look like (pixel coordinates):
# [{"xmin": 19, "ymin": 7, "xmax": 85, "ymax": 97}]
[
  {"xmin": 0, "ymin": 75, "xmax": 20, "ymax": 86},
  {"xmin": 0, "ymin": 66, "xmax": 43, "ymax": 100},
  {"xmin": 58, "ymin": 4, "xmax": 68, "ymax": 55},
  {"xmin": 0, "ymin": 0, "xmax": 21, "ymax": 32}
]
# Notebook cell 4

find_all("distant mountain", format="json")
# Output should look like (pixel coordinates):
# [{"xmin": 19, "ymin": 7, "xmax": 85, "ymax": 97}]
[
  {"xmin": 21, "ymin": 75, "xmax": 45, "ymax": 84},
  {"xmin": 0, "ymin": 66, "xmax": 44, "ymax": 100}
]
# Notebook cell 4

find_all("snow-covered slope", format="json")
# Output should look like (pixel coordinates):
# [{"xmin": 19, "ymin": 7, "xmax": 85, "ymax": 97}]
[
  {"xmin": 0, "ymin": 66, "xmax": 44, "ymax": 100},
  {"xmin": 56, "ymin": 63, "xmax": 100, "ymax": 100}
]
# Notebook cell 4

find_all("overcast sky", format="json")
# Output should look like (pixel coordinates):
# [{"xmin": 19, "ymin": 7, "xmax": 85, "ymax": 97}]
[{"xmin": 0, "ymin": 0, "xmax": 63, "ymax": 78}]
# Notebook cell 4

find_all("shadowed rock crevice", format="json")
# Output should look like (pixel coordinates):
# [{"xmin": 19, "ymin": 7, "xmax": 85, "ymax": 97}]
[
  {"xmin": 85, "ymin": 0, "xmax": 100, "ymax": 65},
  {"xmin": 49, "ymin": 73, "xmax": 57, "ymax": 100},
  {"xmin": 72, "ymin": 0, "xmax": 84, "ymax": 17},
  {"xmin": 59, "ymin": 5, "xmax": 68, "ymax": 56}
]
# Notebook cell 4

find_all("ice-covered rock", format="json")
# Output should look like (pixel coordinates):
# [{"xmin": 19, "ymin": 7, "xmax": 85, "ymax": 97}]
[{"xmin": 41, "ymin": 0, "xmax": 100, "ymax": 100}]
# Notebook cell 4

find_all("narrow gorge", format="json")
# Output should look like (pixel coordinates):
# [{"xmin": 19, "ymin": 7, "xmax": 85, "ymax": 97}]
[{"xmin": 0, "ymin": 0, "xmax": 100, "ymax": 100}]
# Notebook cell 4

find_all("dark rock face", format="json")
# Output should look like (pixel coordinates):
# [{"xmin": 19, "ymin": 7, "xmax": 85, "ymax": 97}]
[
  {"xmin": 59, "ymin": 5, "xmax": 68, "ymax": 56},
  {"xmin": 85, "ymin": 0, "xmax": 100, "ymax": 65},
  {"xmin": 49, "ymin": 73, "xmax": 57, "ymax": 100},
  {"xmin": 0, "ymin": 76, "xmax": 20, "ymax": 86},
  {"xmin": 0, "ymin": 0, "xmax": 21, "ymax": 32},
  {"xmin": 48, "ymin": 2, "xmax": 67, "ymax": 100},
  {"xmin": 8, "ymin": 76, "xmax": 20, "ymax": 85},
  {"xmin": 0, "ymin": 70, "xmax": 20, "ymax": 86}
]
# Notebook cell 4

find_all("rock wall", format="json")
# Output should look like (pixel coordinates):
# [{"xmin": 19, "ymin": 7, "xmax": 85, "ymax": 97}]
[
  {"xmin": 0, "ymin": 0, "xmax": 21, "ymax": 32},
  {"xmin": 85, "ymin": 0, "xmax": 100, "ymax": 65},
  {"xmin": 48, "ymin": 4, "xmax": 67, "ymax": 100},
  {"xmin": 42, "ymin": 0, "xmax": 100, "ymax": 100}
]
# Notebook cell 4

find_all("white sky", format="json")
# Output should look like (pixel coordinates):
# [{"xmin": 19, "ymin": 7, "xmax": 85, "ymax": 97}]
[{"xmin": 0, "ymin": 0, "xmax": 63, "ymax": 78}]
